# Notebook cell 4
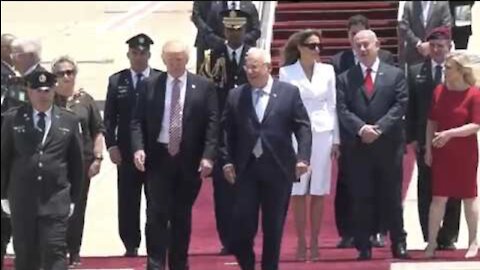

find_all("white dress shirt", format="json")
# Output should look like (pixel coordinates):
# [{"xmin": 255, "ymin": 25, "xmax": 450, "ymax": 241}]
[
  {"xmin": 252, "ymin": 75, "xmax": 273, "ymax": 122},
  {"xmin": 421, "ymin": 1, "xmax": 432, "ymax": 27},
  {"xmin": 130, "ymin": 67, "xmax": 151, "ymax": 89},
  {"xmin": 226, "ymin": 45, "xmax": 244, "ymax": 65},
  {"xmin": 33, "ymin": 106, "xmax": 52, "ymax": 145},
  {"xmin": 157, "ymin": 71, "xmax": 188, "ymax": 143}
]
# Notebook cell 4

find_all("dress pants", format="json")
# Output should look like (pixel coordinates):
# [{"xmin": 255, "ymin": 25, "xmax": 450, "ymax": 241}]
[
  {"xmin": 416, "ymin": 146, "xmax": 460, "ymax": 243},
  {"xmin": 146, "ymin": 143, "xmax": 202, "ymax": 270},
  {"xmin": 66, "ymin": 161, "xmax": 91, "ymax": 255},
  {"xmin": 212, "ymin": 163, "xmax": 235, "ymax": 250},
  {"xmin": 229, "ymin": 151, "xmax": 292, "ymax": 270},
  {"xmin": 11, "ymin": 213, "xmax": 68, "ymax": 270},
  {"xmin": 345, "ymin": 141, "xmax": 407, "ymax": 251},
  {"xmin": 117, "ymin": 160, "xmax": 146, "ymax": 251}
]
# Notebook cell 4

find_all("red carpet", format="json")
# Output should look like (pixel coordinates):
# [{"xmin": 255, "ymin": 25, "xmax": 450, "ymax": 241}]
[{"xmin": 8, "ymin": 146, "xmax": 478, "ymax": 269}]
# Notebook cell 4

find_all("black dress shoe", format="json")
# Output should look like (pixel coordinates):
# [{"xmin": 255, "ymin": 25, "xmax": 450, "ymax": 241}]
[
  {"xmin": 370, "ymin": 233, "xmax": 385, "ymax": 248},
  {"xmin": 437, "ymin": 242, "xmax": 457, "ymax": 250},
  {"xmin": 219, "ymin": 247, "xmax": 231, "ymax": 256},
  {"xmin": 336, "ymin": 236, "xmax": 354, "ymax": 248},
  {"xmin": 69, "ymin": 252, "xmax": 81, "ymax": 266},
  {"xmin": 392, "ymin": 243, "xmax": 410, "ymax": 259},
  {"xmin": 125, "ymin": 247, "xmax": 138, "ymax": 257},
  {"xmin": 357, "ymin": 249, "xmax": 372, "ymax": 261}
]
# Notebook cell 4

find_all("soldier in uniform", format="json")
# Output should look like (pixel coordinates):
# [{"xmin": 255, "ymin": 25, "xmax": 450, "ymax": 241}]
[
  {"xmin": 0, "ymin": 32, "xmax": 18, "ymax": 270},
  {"xmin": 200, "ymin": 9, "xmax": 250, "ymax": 255},
  {"xmin": 52, "ymin": 55, "xmax": 105, "ymax": 266},
  {"xmin": 103, "ymin": 33, "xmax": 162, "ymax": 257},
  {"xmin": 1, "ymin": 71, "xmax": 84, "ymax": 270}
]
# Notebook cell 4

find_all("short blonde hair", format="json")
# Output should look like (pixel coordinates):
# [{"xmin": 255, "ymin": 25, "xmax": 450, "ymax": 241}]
[
  {"xmin": 51, "ymin": 55, "xmax": 78, "ymax": 74},
  {"xmin": 447, "ymin": 52, "xmax": 477, "ymax": 86}
]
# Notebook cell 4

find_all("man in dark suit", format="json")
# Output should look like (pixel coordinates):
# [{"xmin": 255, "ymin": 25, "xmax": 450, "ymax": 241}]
[
  {"xmin": 131, "ymin": 40, "xmax": 218, "ymax": 270},
  {"xmin": 449, "ymin": 1, "xmax": 474, "ymax": 49},
  {"xmin": 191, "ymin": 1, "xmax": 214, "ymax": 73},
  {"xmin": 201, "ymin": 9, "xmax": 251, "ymax": 256},
  {"xmin": 205, "ymin": 0, "xmax": 260, "ymax": 51},
  {"xmin": 104, "ymin": 33, "xmax": 162, "ymax": 257},
  {"xmin": 10, "ymin": 37, "xmax": 47, "ymax": 76},
  {"xmin": 331, "ymin": 14, "xmax": 394, "ymax": 249},
  {"xmin": 336, "ymin": 30, "xmax": 409, "ymax": 261},
  {"xmin": 221, "ymin": 47, "xmax": 311, "ymax": 270},
  {"xmin": 1, "ymin": 71, "xmax": 84, "ymax": 270},
  {"xmin": 399, "ymin": 1, "xmax": 451, "ymax": 67},
  {"xmin": 406, "ymin": 26, "xmax": 461, "ymax": 250}
]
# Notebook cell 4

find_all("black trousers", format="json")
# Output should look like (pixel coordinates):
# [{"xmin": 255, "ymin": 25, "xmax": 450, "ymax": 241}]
[
  {"xmin": 345, "ymin": 141, "xmax": 407, "ymax": 251},
  {"xmin": 117, "ymin": 160, "xmax": 146, "ymax": 251},
  {"xmin": 146, "ymin": 143, "xmax": 202, "ymax": 270},
  {"xmin": 416, "ymin": 146, "xmax": 461, "ymax": 243},
  {"xmin": 196, "ymin": 46, "xmax": 206, "ymax": 74},
  {"xmin": 334, "ymin": 145, "xmax": 386, "ymax": 239},
  {"xmin": 1, "ymin": 214, "xmax": 11, "ymax": 270},
  {"xmin": 452, "ymin": 26, "xmax": 471, "ymax": 50},
  {"xmin": 66, "ymin": 162, "xmax": 91, "ymax": 255},
  {"xmin": 212, "ymin": 163, "xmax": 235, "ymax": 250},
  {"xmin": 11, "ymin": 213, "xmax": 68, "ymax": 270},
  {"xmin": 229, "ymin": 152, "xmax": 292, "ymax": 270}
]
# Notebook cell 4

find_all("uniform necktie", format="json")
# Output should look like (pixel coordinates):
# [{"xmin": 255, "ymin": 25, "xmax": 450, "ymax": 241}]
[
  {"xmin": 252, "ymin": 89, "xmax": 263, "ymax": 158},
  {"xmin": 168, "ymin": 78, "xmax": 182, "ymax": 156},
  {"xmin": 434, "ymin": 65, "xmax": 442, "ymax": 86},
  {"xmin": 364, "ymin": 68, "xmax": 374, "ymax": 97},
  {"xmin": 135, "ymin": 73, "xmax": 143, "ymax": 90},
  {"xmin": 37, "ymin": 112, "xmax": 46, "ymax": 141},
  {"xmin": 231, "ymin": 50, "xmax": 238, "ymax": 70}
]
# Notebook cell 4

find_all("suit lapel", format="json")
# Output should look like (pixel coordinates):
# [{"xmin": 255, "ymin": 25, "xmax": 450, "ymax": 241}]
[
  {"xmin": 241, "ymin": 84, "xmax": 259, "ymax": 123},
  {"xmin": 261, "ymin": 80, "xmax": 279, "ymax": 123},
  {"xmin": 352, "ymin": 65, "xmax": 370, "ymax": 101},
  {"xmin": 182, "ymin": 73, "xmax": 194, "ymax": 127},
  {"xmin": 43, "ymin": 105, "xmax": 59, "ymax": 147},
  {"xmin": 151, "ymin": 73, "xmax": 167, "ymax": 139},
  {"xmin": 22, "ymin": 106, "xmax": 39, "ymax": 145},
  {"xmin": 369, "ymin": 62, "xmax": 386, "ymax": 100}
]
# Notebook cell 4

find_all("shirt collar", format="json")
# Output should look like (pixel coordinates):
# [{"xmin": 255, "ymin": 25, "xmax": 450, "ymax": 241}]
[
  {"xmin": 359, "ymin": 57, "xmax": 380, "ymax": 74},
  {"xmin": 227, "ymin": 45, "xmax": 243, "ymax": 55},
  {"xmin": 130, "ymin": 67, "xmax": 151, "ymax": 78},
  {"xmin": 431, "ymin": 59, "xmax": 444, "ymax": 69},
  {"xmin": 167, "ymin": 71, "xmax": 187, "ymax": 85},
  {"xmin": 256, "ymin": 75, "xmax": 273, "ymax": 95},
  {"xmin": 33, "ymin": 106, "xmax": 53, "ymax": 119}
]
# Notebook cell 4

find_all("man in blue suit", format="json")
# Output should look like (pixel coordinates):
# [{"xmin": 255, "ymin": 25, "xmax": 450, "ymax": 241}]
[
  {"xmin": 221, "ymin": 48, "xmax": 312, "ymax": 270},
  {"xmin": 336, "ymin": 30, "xmax": 409, "ymax": 261}
]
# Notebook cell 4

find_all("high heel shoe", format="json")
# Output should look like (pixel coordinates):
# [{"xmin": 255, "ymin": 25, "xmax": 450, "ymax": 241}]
[
  {"xmin": 295, "ymin": 242, "xmax": 307, "ymax": 261},
  {"xmin": 465, "ymin": 241, "xmax": 478, "ymax": 258},
  {"xmin": 310, "ymin": 245, "xmax": 320, "ymax": 262},
  {"xmin": 425, "ymin": 243, "xmax": 437, "ymax": 258}
]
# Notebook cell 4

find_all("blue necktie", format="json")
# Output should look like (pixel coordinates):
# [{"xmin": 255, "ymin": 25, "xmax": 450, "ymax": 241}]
[{"xmin": 252, "ymin": 89, "xmax": 263, "ymax": 157}]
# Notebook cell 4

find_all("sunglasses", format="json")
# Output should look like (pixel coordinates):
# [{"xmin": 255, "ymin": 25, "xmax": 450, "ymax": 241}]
[
  {"xmin": 302, "ymin": 43, "xmax": 322, "ymax": 51},
  {"xmin": 55, "ymin": 69, "xmax": 76, "ymax": 77}
]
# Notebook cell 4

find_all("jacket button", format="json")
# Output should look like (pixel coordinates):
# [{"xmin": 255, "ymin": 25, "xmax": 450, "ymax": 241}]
[
  {"xmin": 39, "ymin": 151, "xmax": 44, "ymax": 155},
  {"xmin": 38, "ymin": 163, "xmax": 43, "ymax": 168},
  {"xmin": 37, "ymin": 176, "xmax": 42, "ymax": 181}
]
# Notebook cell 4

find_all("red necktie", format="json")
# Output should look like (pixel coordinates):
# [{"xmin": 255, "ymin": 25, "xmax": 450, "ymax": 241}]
[{"xmin": 364, "ymin": 68, "xmax": 374, "ymax": 97}]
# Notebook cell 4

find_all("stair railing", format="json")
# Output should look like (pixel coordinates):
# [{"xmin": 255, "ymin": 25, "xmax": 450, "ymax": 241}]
[{"xmin": 253, "ymin": 1, "xmax": 277, "ymax": 53}]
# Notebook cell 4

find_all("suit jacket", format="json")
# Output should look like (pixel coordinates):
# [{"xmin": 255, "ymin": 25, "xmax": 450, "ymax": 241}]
[
  {"xmin": 406, "ymin": 59, "xmax": 437, "ymax": 145},
  {"xmin": 449, "ymin": 1, "xmax": 474, "ymax": 44},
  {"xmin": 206, "ymin": 1, "xmax": 261, "ymax": 50},
  {"xmin": 104, "ymin": 68, "xmax": 162, "ymax": 159},
  {"xmin": 279, "ymin": 61, "xmax": 339, "ymax": 143},
  {"xmin": 130, "ymin": 72, "xmax": 219, "ymax": 174},
  {"xmin": 400, "ymin": 1, "xmax": 451, "ymax": 65},
  {"xmin": 191, "ymin": 1, "xmax": 215, "ymax": 49},
  {"xmin": 211, "ymin": 44, "xmax": 250, "ymax": 111},
  {"xmin": 330, "ymin": 49, "xmax": 395, "ymax": 75},
  {"xmin": 221, "ymin": 79, "xmax": 312, "ymax": 182},
  {"xmin": 1, "ymin": 105, "xmax": 84, "ymax": 217},
  {"xmin": 336, "ymin": 62, "xmax": 408, "ymax": 145}
]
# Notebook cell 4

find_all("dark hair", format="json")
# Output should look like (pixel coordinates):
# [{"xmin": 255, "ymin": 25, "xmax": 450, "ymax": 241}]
[
  {"xmin": 281, "ymin": 29, "xmax": 322, "ymax": 67},
  {"xmin": 347, "ymin": 14, "xmax": 369, "ymax": 30}
]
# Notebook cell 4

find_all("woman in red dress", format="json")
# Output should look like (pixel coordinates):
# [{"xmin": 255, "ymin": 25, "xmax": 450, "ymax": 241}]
[{"xmin": 425, "ymin": 52, "xmax": 480, "ymax": 258}]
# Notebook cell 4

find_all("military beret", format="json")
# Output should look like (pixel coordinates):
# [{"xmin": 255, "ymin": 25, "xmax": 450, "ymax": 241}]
[{"xmin": 426, "ymin": 26, "xmax": 452, "ymax": 41}]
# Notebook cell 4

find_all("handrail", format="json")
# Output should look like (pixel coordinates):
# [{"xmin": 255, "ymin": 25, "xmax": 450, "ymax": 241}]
[{"xmin": 255, "ymin": 1, "xmax": 277, "ymax": 52}]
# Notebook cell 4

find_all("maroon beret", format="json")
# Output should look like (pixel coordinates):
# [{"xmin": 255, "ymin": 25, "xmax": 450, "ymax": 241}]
[{"xmin": 426, "ymin": 26, "xmax": 452, "ymax": 41}]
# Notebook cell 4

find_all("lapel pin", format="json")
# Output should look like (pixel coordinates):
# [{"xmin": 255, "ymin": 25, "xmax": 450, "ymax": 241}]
[
  {"xmin": 272, "ymin": 93, "xmax": 277, "ymax": 98},
  {"xmin": 192, "ymin": 84, "xmax": 196, "ymax": 89}
]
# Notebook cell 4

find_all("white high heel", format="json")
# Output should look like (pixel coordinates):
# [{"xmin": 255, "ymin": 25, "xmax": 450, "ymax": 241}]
[{"xmin": 465, "ymin": 241, "xmax": 478, "ymax": 258}]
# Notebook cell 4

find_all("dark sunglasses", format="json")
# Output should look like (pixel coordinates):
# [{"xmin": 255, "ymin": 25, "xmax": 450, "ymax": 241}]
[
  {"xmin": 55, "ymin": 69, "xmax": 76, "ymax": 77},
  {"xmin": 302, "ymin": 43, "xmax": 322, "ymax": 50}
]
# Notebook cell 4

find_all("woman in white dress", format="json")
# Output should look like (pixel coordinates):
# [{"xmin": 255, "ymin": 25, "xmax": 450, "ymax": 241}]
[{"xmin": 279, "ymin": 29, "xmax": 340, "ymax": 261}]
